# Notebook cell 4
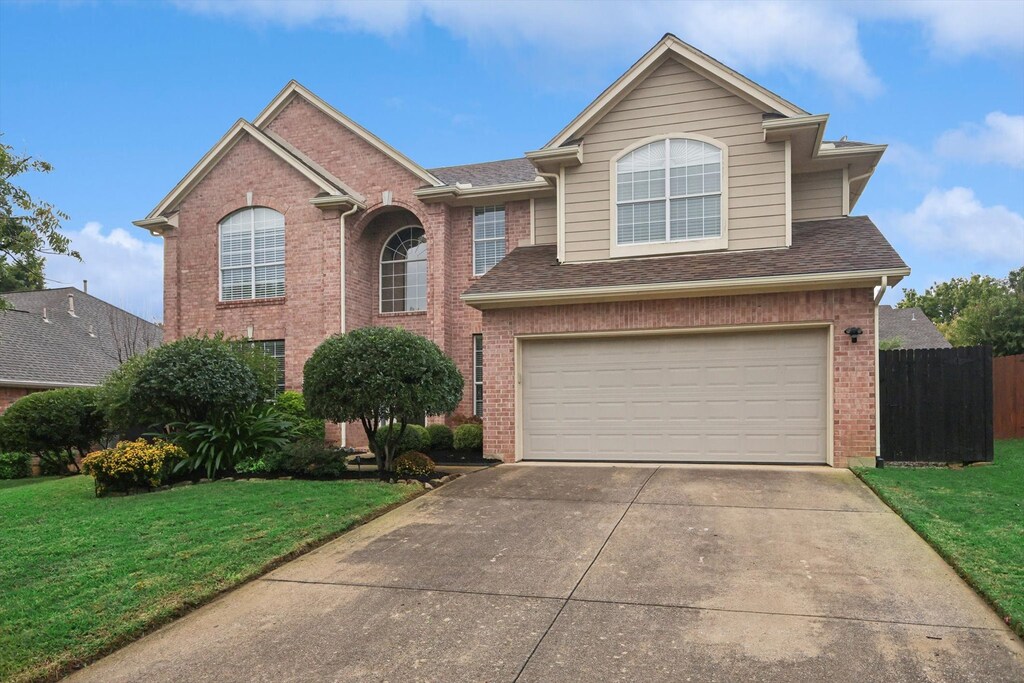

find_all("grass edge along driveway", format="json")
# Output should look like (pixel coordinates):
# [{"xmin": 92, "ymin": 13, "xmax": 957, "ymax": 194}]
[
  {"xmin": 0, "ymin": 476, "xmax": 419, "ymax": 683},
  {"xmin": 856, "ymin": 439, "xmax": 1024, "ymax": 639}
]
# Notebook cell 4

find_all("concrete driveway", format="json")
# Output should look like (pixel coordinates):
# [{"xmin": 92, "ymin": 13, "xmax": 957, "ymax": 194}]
[{"xmin": 71, "ymin": 464, "xmax": 1023, "ymax": 682}]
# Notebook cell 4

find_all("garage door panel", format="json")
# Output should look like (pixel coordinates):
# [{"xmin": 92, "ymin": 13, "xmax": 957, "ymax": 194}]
[{"xmin": 522, "ymin": 329, "xmax": 828, "ymax": 464}]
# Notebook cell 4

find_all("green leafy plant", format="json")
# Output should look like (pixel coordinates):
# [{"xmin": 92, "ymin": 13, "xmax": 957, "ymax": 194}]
[
  {"xmin": 453, "ymin": 423, "xmax": 483, "ymax": 452},
  {"xmin": 81, "ymin": 438, "xmax": 186, "ymax": 496},
  {"xmin": 303, "ymin": 327, "xmax": 463, "ymax": 474},
  {"xmin": 274, "ymin": 390, "xmax": 325, "ymax": 440},
  {"xmin": 394, "ymin": 451, "xmax": 436, "ymax": 478},
  {"xmin": 0, "ymin": 451, "xmax": 31, "ymax": 479},
  {"xmin": 425, "ymin": 424, "xmax": 454, "ymax": 451},
  {"xmin": 375, "ymin": 423, "xmax": 429, "ymax": 455},
  {"xmin": 276, "ymin": 439, "xmax": 350, "ymax": 479},
  {"xmin": 168, "ymin": 406, "xmax": 296, "ymax": 479},
  {"xmin": 879, "ymin": 337, "xmax": 903, "ymax": 351},
  {"xmin": 0, "ymin": 387, "xmax": 104, "ymax": 473},
  {"xmin": 114, "ymin": 335, "xmax": 275, "ymax": 429},
  {"xmin": 233, "ymin": 456, "xmax": 271, "ymax": 475}
]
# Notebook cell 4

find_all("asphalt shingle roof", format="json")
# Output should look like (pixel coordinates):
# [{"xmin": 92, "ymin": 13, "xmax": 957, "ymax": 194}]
[
  {"xmin": 0, "ymin": 288, "xmax": 163, "ymax": 387},
  {"xmin": 429, "ymin": 158, "xmax": 538, "ymax": 187},
  {"xmin": 878, "ymin": 305, "xmax": 951, "ymax": 349},
  {"xmin": 464, "ymin": 216, "xmax": 907, "ymax": 296}
]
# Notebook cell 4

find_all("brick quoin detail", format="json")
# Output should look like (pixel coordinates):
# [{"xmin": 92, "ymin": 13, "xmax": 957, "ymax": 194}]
[{"xmin": 481, "ymin": 288, "xmax": 877, "ymax": 468}]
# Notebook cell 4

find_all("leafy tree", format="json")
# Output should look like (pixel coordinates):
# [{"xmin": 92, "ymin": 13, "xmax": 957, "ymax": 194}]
[
  {"xmin": 0, "ymin": 138, "xmax": 78, "ymax": 303},
  {"xmin": 878, "ymin": 337, "xmax": 903, "ymax": 351},
  {"xmin": 303, "ymin": 327, "xmax": 463, "ymax": 474},
  {"xmin": 897, "ymin": 274, "xmax": 1006, "ymax": 325},
  {"xmin": 946, "ymin": 290, "xmax": 1024, "ymax": 357},
  {"xmin": 103, "ymin": 335, "xmax": 276, "ymax": 429},
  {"xmin": 0, "ymin": 388, "xmax": 104, "ymax": 473}
]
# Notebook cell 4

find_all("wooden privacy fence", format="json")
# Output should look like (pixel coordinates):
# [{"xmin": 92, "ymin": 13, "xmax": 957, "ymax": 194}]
[
  {"xmin": 879, "ymin": 346, "xmax": 993, "ymax": 463},
  {"xmin": 993, "ymin": 354, "xmax": 1024, "ymax": 439}
]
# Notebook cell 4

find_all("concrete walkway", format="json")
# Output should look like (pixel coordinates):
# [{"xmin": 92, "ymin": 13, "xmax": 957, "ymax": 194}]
[{"xmin": 70, "ymin": 464, "xmax": 1024, "ymax": 682}]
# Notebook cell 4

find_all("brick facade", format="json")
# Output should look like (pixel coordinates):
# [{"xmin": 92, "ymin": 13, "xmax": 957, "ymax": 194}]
[
  {"xmin": 160, "ymin": 92, "xmax": 880, "ymax": 468},
  {"xmin": 0, "ymin": 386, "xmax": 37, "ymax": 414},
  {"xmin": 481, "ymin": 288, "xmax": 877, "ymax": 468}
]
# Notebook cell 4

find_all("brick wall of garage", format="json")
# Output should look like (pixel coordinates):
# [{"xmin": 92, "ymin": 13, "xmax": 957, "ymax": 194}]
[{"xmin": 481, "ymin": 287, "xmax": 877, "ymax": 467}]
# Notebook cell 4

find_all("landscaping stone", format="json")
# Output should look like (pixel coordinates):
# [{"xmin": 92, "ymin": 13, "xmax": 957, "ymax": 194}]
[
  {"xmin": 221, "ymin": 477, "xmax": 235, "ymax": 482},
  {"xmin": 175, "ymin": 481, "xmax": 193, "ymax": 487},
  {"xmin": 423, "ymin": 482, "xmax": 434, "ymax": 490},
  {"xmin": 157, "ymin": 485, "xmax": 171, "ymax": 491},
  {"xmin": 199, "ymin": 478, "xmax": 212, "ymax": 484}
]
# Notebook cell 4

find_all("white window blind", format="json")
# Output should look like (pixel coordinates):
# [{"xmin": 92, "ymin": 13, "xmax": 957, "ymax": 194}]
[
  {"xmin": 617, "ymin": 139, "xmax": 722, "ymax": 246},
  {"xmin": 220, "ymin": 208, "xmax": 285, "ymax": 301},
  {"xmin": 473, "ymin": 206, "xmax": 506, "ymax": 276}
]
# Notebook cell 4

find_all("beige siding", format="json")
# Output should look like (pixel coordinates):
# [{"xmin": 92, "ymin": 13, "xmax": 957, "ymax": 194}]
[
  {"xmin": 533, "ymin": 196, "xmax": 557, "ymax": 245},
  {"xmin": 563, "ymin": 57, "xmax": 788, "ymax": 262},
  {"xmin": 792, "ymin": 170, "xmax": 845, "ymax": 221}
]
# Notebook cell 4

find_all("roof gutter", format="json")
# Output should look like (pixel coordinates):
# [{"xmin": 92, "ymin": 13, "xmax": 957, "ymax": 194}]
[
  {"xmin": 413, "ymin": 179, "xmax": 553, "ymax": 204},
  {"xmin": 0, "ymin": 379, "xmax": 99, "ymax": 389},
  {"xmin": 462, "ymin": 267, "xmax": 910, "ymax": 309}
]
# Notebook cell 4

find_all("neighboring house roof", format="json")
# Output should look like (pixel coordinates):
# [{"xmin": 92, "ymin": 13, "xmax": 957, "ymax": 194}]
[
  {"xmin": 0, "ymin": 288, "xmax": 162, "ymax": 388},
  {"xmin": 463, "ymin": 216, "xmax": 908, "ymax": 307},
  {"xmin": 878, "ymin": 305, "xmax": 952, "ymax": 349},
  {"xmin": 429, "ymin": 158, "xmax": 539, "ymax": 187}
]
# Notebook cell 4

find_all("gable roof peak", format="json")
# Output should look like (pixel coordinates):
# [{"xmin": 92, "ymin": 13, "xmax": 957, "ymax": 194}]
[
  {"xmin": 544, "ymin": 33, "xmax": 808, "ymax": 149},
  {"xmin": 253, "ymin": 80, "xmax": 443, "ymax": 187}
]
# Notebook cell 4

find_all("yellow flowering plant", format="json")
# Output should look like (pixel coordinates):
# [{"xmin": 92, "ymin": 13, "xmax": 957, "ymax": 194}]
[{"xmin": 81, "ymin": 438, "xmax": 186, "ymax": 497}]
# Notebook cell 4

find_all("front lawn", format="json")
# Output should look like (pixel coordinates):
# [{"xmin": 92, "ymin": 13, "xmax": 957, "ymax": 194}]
[
  {"xmin": 856, "ymin": 439, "xmax": 1024, "ymax": 637},
  {"xmin": 0, "ymin": 475, "xmax": 417, "ymax": 682}
]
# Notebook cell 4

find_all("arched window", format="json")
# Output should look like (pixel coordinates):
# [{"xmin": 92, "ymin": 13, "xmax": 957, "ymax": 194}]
[
  {"xmin": 615, "ymin": 137, "xmax": 723, "ymax": 246},
  {"xmin": 380, "ymin": 227, "xmax": 428, "ymax": 313},
  {"xmin": 219, "ymin": 207, "xmax": 285, "ymax": 301}
]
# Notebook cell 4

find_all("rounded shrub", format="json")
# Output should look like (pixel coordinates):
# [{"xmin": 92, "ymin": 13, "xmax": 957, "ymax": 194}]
[
  {"xmin": 375, "ymin": 424, "xmax": 430, "ymax": 455},
  {"xmin": 394, "ymin": 451, "xmax": 436, "ymax": 478},
  {"xmin": 303, "ymin": 327, "xmax": 463, "ymax": 472},
  {"xmin": 276, "ymin": 439, "xmax": 349, "ymax": 479},
  {"xmin": 127, "ymin": 335, "xmax": 273, "ymax": 426},
  {"xmin": 0, "ymin": 387, "xmax": 104, "ymax": 473},
  {"xmin": 425, "ymin": 424, "xmax": 453, "ymax": 451},
  {"xmin": 81, "ymin": 438, "xmax": 186, "ymax": 496},
  {"xmin": 0, "ymin": 451, "xmax": 31, "ymax": 479},
  {"xmin": 453, "ymin": 423, "xmax": 483, "ymax": 452}
]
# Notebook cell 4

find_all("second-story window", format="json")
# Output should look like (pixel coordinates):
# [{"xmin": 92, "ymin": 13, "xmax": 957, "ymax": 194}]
[
  {"xmin": 473, "ymin": 205, "xmax": 506, "ymax": 275},
  {"xmin": 220, "ymin": 207, "xmax": 285, "ymax": 301},
  {"xmin": 380, "ymin": 226, "xmax": 428, "ymax": 313},
  {"xmin": 616, "ymin": 138, "xmax": 722, "ymax": 246}
]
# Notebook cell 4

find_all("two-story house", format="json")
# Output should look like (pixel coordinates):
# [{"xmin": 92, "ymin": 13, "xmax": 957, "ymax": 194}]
[{"xmin": 135, "ymin": 34, "xmax": 908, "ymax": 468}]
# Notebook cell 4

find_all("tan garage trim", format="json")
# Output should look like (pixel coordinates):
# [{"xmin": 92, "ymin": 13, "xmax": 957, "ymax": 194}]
[{"xmin": 514, "ymin": 322, "xmax": 834, "ymax": 465}]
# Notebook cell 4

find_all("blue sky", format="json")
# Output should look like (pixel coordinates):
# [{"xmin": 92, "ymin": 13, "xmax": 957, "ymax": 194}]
[{"xmin": 1, "ymin": 0, "xmax": 1022, "ymax": 320}]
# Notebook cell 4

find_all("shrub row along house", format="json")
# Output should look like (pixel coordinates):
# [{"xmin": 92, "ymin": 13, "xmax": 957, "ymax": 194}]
[
  {"xmin": 0, "ymin": 287, "xmax": 162, "ymax": 413},
  {"xmin": 135, "ymin": 34, "xmax": 908, "ymax": 467}
]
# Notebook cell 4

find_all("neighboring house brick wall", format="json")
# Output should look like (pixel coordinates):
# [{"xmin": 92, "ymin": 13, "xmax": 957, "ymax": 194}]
[
  {"xmin": 0, "ymin": 386, "xmax": 37, "ymax": 414},
  {"xmin": 481, "ymin": 287, "xmax": 876, "ymax": 468}
]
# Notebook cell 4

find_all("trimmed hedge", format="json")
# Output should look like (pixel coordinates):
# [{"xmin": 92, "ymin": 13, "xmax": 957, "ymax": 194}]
[
  {"xmin": 0, "ymin": 388, "xmax": 104, "ymax": 473},
  {"xmin": 425, "ymin": 424, "xmax": 454, "ymax": 451},
  {"xmin": 0, "ymin": 451, "xmax": 31, "ymax": 479},
  {"xmin": 375, "ymin": 424, "xmax": 430, "ymax": 455},
  {"xmin": 394, "ymin": 451, "xmax": 436, "ymax": 478},
  {"xmin": 453, "ymin": 423, "xmax": 483, "ymax": 452}
]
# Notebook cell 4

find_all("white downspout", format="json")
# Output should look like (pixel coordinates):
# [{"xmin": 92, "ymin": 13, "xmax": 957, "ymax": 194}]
[
  {"xmin": 338, "ymin": 202, "xmax": 360, "ymax": 446},
  {"xmin": 535, "ymin": 170, "xmax": 560, "ymax": 260},
  {"xmin": 873, "ymin": 275, "xmax": 888, "ymax": 465}
]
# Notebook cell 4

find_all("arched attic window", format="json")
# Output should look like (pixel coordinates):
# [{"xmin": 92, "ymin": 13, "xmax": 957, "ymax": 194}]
[
  {"xmin": 615, "ymin": 137, "xmax": 724, "ymax": 246},
  {"xmin": 380, "ymin": 227, "xmax": 428, "ymax": 313},
  {"xmin": 219, "ymin": 207, "xmax": 285, "ymax": 301}
]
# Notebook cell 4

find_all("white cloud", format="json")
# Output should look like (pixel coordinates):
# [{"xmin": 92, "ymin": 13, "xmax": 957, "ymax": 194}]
[
  {"xmin": 892, "ymin": 187, "xmax": 1024, "ymax": 263},
  {"xmin": 44, "ymin": 222, "xmax": 163, "ymax": 321},
  {"xmin": 936, "ymin": 112, "xmax": 1024, "ymax": 169},
  {"xmin": 174, "ymin": 0, "xmax": 883, "ymax": 96},
  {"xmin": 876, "ymin": 1, "xmax": 1024, "ymax": 57}
]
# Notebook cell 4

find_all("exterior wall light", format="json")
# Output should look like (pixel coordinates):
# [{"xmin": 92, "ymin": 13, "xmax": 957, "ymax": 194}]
[{"xmin": 844, "ymin": 326, "xmax": 864, "ymax": 343}]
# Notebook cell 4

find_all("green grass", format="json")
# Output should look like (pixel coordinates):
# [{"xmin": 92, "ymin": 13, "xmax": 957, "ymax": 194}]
[
  {"xmin": 0, "ymin": 475, "xmax": 417, "ymax": 682},
  {"xmin": 856, "ymin": 439, "xmax": 1024, "ymax": 638}
]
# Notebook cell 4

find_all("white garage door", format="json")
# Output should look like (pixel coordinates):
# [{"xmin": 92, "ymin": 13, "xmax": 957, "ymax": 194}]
[{"xmin": 521, "ymin": 329, "xmax": 828, "ymax": 463}]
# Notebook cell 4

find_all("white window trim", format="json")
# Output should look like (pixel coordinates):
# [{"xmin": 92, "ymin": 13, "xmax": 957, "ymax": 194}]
[
  {"xmin": 218, "ymin": 207, "xmax": 286, "ymax": 302},
  {"xmin": 472, "ymin": 205, "xmax": 507, "ymax": 276},
  {"xmin": 473, "ymin": 334, "xmax": 483, "ymax": 417},
  {"xmin": 379, "ymin": 225, "xmax": 428, "ymax": 314},
  {"xmin": 609, "ymin": 133, "xmax": 729, "ymax": 259}
]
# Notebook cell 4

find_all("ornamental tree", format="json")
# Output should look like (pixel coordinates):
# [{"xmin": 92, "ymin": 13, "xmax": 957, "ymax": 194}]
[{"xmin": 303, "ymin": 327, "xmax": 463, "ymax": 474}]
